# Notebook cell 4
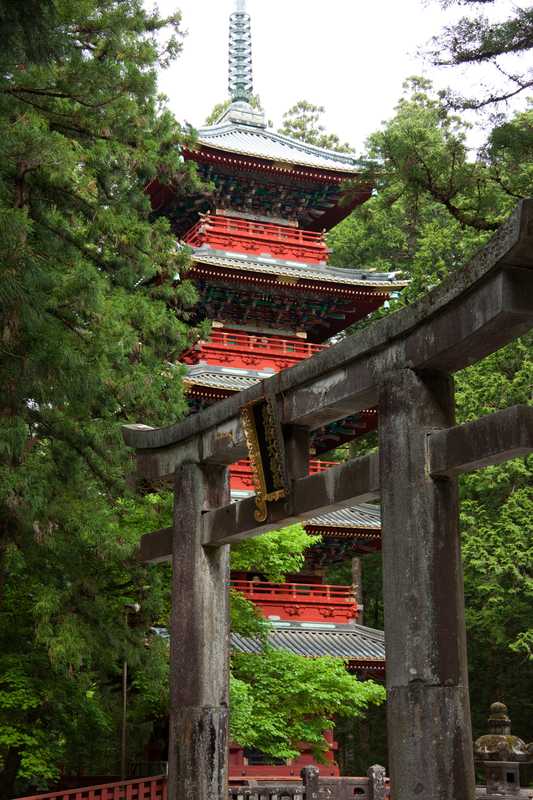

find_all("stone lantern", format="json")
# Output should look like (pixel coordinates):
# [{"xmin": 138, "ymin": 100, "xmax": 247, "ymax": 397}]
[{"xmin": 474, "ymin": 702, "xmax": 531, "ymax": 797}]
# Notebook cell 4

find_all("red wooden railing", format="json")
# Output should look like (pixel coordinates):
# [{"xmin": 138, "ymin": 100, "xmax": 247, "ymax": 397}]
[
  {"xmin": 14, "ymin": 770, "xmax": 394, "ymax": 800},
  {"xmin": 183, "ymin": 213, "xmax": 330, "ymax": 264},
  {"xmin": 181, "ymin": 330, "xmax": 328, "ymax": 371},
  {"xmin": 16, "ymin": 775, "xmax": 167, "ymax": 800},
  {"xmin": 231, "ymin": 581, "xmax": 355, "ymax": 603},
  {"xmin": 230, "ymin": 581, "xmax": 358, "ymax": 623}
]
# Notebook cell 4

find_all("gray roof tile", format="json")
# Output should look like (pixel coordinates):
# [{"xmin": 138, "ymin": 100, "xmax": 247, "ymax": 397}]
[
  {"xmin": 231, "ymin": 621, "xmax": 385, "ymax": 661},
  {"xmin": 193, "ymin": 251, "xmax": 405, "ymax": 289},
  {"xmin": 307, "ymin": 503, "xmax": 381, "ymax": 531},
  {"xmin": 197, "ymin": 123, "xmax": 361, "ymax": 173}
]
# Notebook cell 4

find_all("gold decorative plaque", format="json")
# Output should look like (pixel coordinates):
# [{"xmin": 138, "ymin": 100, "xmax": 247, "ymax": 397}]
[{"xmin": 241, "ymin": 395, "xmax": 288, "ymax": 522}]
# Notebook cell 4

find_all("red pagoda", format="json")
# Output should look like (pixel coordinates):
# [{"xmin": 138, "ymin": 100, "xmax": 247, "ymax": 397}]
[{"xmin": 147, "ymin": 0, "xmax": 406, "ymax": 782}]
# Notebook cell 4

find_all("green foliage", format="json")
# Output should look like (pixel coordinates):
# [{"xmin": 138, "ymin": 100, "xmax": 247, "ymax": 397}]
[
  {"xmin": 229, "ymin": 524, "xmax": 386, "ymax": 760},
  {"xmin": 230, "ymin": 651, "xmax": 385, "ymax": 760},
  {"xmin": 279, "ymin": 101, "xmax": 352, "ymax": 153},
  {"xmin": 231, "ymin": 524, "xmax": 320, "ymax": 582},
  {"xmin": 230, "ymin": 589, "xmax": 270, "ymax": 640},
  {"xmin": 0, "ymin": 0, "xmax": 60, "ymax": 64}
]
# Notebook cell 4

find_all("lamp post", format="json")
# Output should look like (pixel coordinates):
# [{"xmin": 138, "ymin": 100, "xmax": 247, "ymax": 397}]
[{"xmin": 121, "ymin": 602, "xmax": 141, "ymax": 781}]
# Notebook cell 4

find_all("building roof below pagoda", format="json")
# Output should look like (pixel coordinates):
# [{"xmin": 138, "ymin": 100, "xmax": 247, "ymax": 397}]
[
  {"xmin": 231, "ymin": 619, "xmax": 385, "ymax": 663},
  {"xmin": 196, "ymin": 120, "xmax": 363, "ymax": 175},
  {"xmin": 307, "ymin": 504, "xmax": 381, "ymax": 532},
  {"xmin": 151, "ymin": 620, "xmax": 385, "ymax": 666}
]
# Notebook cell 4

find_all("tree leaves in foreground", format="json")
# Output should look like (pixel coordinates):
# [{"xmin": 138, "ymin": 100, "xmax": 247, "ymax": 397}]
[
  {"xmin": 230, "ymin": 651, "xmax": 385, "ymax": 761},
  {"xmin": 0, "ymin": 1, "xmax": 200, "ymax": 794},
  {"xmin": 229, "ymin": 526, "xmax": 386, "ymax": 761}
]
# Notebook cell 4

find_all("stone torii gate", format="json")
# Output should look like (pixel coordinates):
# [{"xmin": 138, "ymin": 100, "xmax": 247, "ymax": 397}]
[{"xmin": 123, "ymin": 201, "xmax": 533, "ymax": 800}]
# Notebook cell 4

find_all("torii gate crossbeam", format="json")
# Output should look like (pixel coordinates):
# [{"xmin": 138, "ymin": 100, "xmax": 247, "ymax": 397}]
[{"xmin": 123, "ymin": 201, "xmax": 533, "ymax": 800}]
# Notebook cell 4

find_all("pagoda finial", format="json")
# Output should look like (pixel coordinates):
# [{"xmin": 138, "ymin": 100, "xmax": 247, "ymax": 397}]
[{"xmin": 229, "ymin": 0, "xmax": 253, "ymax": 103}]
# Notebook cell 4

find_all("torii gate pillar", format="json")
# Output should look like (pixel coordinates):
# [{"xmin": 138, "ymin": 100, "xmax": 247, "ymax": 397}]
[
  {"xmin": 168, "ymin": 462, "xmax": 230, "ymax": 800},
  {"xmin": 379, "ymin": 369, "xmax": 475, "ymax": 800}
]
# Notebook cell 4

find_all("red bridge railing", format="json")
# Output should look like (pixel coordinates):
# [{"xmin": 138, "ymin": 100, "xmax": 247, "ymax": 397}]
[
  {"xmin": 14, "ymin": 768, "xmax": 392, "ymax": 800},
  {"xmin": 16, "ymin": 775, "xmax": 167, "ymax": 800}
]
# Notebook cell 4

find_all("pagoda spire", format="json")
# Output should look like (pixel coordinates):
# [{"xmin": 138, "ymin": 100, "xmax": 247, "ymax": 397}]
[
  {"xmin": 228, "ymin": 0, "xmax": 253, "ymax": 103},
  {"xmin": 214, "ymin": 0, "xmax": 266, "ymax": 127}
]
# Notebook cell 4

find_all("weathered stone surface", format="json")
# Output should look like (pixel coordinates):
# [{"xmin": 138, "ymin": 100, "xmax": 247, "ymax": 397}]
[
  {"xmin": 167, "ymin": 463, "xmax": 230, "ymax": 800},
  {"xmin": 387, "ymin": 684, "xmax": 475, "ymax": 800},
  {"xmin": 204, "ymin": 451, "xmax": 379, "ymax": 545},
  {"xmin": 301, "ymin": 765, "xmax": 320, "ymax": 799},
  {"xmin": 367, "ymin": 764, "xmax": 387, "ymax": 800},
  {"xmin": 138, "ymin": 452, "xmax": 379, "ymax": 559},
  {"xmin": 379, "ymin": 370, "xmax": 475, "ymax": 800},
  {"xmin": 428, "ymin": 404, "xmax": 533, "ymax": 478}
]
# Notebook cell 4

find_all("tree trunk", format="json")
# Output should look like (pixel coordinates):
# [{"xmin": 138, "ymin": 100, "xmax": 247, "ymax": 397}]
[{"xmin": 0, "ymin": 747, "xmax": 22, "ymax": 800}]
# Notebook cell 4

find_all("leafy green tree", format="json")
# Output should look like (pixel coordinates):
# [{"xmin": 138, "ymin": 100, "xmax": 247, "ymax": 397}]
[
  {"xmin": 229, "ymin": 526, "xmax": 385, "ymax": 761},
  {"xmin": 230, "ymin": 651, "xmax": 385, "ymax": 761},
  {"xmin": 0, "ymin": 0, "xmax": 59, "ymax": 64},
  {"xmin": 279, "ymin": 101, "xmax": 352, "ymax": 152}
]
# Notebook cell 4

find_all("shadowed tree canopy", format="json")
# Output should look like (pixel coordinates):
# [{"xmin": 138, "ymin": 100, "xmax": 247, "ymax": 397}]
[
  {"xmin": 0, "ymin": 0, "xmax": 60, "ymax": 64},
  {"xmin": 0, "ymin": 1, "xmax": 203, "ymax": 795},
  {"xmin": 426, "ymin": 0, "xmax": 533, "ymax": 108}
]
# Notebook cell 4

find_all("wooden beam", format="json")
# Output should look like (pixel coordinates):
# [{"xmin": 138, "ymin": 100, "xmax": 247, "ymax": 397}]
[
  {"xmin": 123, "ymin": 202, "xmax": 533, "ymax": 479},
  {"xmin": 139, "ymin": 453, "xmax": 379, "ymax": 561},
  {"xmin": 428, "ymin": 404, "xmax": 533, "ymax": 477}
]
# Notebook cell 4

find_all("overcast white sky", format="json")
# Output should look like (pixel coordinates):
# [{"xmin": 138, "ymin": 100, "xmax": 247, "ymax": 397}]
[{"xmin": 149, "ymin": 0, "xmax": 527, "ymax": 153}]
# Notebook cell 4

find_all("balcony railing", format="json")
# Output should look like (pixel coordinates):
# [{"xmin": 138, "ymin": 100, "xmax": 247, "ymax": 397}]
[
  {"xmin": 181, "ymin": 330, "xmax": 328, "ymax": 371},
  {"xmin": 231, "ymin": 581, "xmax": 354, "ymax": 603},
  {"xmin": 17, "ymin": 776, "xmax": 167, "ymax": 800},
  {"xmin": 230, "ymin": 580, "xmax": 358, "ymax": 624},
  {"xmin": 183, "ymin": 213, "xmax": 330, "ymax": 264}
]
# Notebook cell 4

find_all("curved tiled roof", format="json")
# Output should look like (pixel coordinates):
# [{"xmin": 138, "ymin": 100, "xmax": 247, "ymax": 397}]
[
  {"xmin": 307, "ymin": 503, "xmax": 381, "ymax": 531},
  {"xmin": 197, "ymin": 123, "xmax": 362, "ymax": 173},
  {"xmin": 192, "ymin": 250, "xmax": 405, "ymax": 290},
  {"xmin": 151, "ymin": 620, "xmax": 385, "ymax": 662},
  {"xmin": 232, "ymin": 620, "xmax": 385, "ymax": 661},
  {"xmin": 184, "ymin": 367, "xmax": 268, "ymax": 392}
]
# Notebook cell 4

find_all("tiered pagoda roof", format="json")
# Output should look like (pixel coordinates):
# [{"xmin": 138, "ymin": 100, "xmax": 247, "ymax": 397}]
[{"xmin": 195, "ymin": 121, "xmax": 363, "ymax": 172}]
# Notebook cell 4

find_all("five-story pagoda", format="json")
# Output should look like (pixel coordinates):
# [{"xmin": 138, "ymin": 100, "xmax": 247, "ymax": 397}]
[{"xmin": 147, "ymin": 0, "xmax": 406, "ymax": 782}]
